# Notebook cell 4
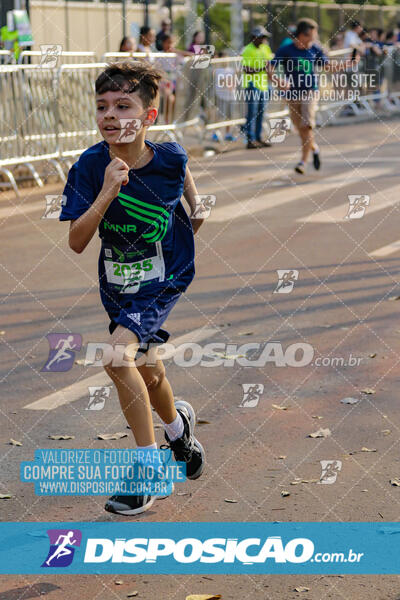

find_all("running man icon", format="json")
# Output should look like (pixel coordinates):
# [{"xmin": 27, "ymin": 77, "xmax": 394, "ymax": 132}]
[
  {"xmin": 42, "ymin": 333, "xmax": 82, "ymax": 372},
  {"xmin": 274, "ymin": 269, "xmax": 299, "ymax": 294},
  {"xmin": 42, "ymin": 529, "xmax": 82, "ymax": 568}
]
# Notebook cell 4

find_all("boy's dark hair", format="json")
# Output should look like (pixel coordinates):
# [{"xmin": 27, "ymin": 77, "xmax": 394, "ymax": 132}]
[
  {"xmin": 296, "ymin": 18, "xmax": 318, "ymax": 37},
  {"xmin": 350, "ymin": 21, "xmax": 360, "ymax": 30},
  {"xmin": 95, "ymin": 61, "xmax": 163, "ymax": 108}
]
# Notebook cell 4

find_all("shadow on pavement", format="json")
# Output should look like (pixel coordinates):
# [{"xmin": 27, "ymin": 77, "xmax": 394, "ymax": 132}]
[{"xmin": 0, "ymin": 583, "xmax": 60, "ymax": 599}]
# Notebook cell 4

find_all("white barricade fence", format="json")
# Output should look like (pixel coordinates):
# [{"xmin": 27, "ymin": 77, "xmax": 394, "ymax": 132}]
[
  {"xmin": 0, "ymin": 50, "xmax": 14, "ymax": 64},
  {"xmin": 18, "ymin": 50, "xmax": 97, "ymax": 65},
  {"xmin": 0, "ymin": 64, "xmax": 62, "ymax": 194},
  {"xmin": 1, "ymin": 48, "xmax": 400, "ymax": 196}
]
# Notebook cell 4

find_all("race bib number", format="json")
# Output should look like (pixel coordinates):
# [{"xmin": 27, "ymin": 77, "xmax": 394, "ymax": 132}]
[{"xmin": 103, "ymin": 242, "xmax": 165, "ymax": 293}]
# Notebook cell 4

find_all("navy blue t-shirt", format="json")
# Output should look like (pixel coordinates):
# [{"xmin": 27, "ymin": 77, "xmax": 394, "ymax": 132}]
[
  {"xmin": 60, "ymin": 140, "xmax": 195, "ymax": 307},
  {"xmin": 272, "ymin": 42, "xmax": 328, "ymax": 91}
]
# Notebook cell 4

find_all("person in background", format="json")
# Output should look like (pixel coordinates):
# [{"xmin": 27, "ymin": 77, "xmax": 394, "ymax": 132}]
[
  {"xmin": 383, "ymin": 31, "xmax": 398, "ymax": 47},
  {"xmin": 329, "ymin": 33, "xmax": 344, "ymax": 51},
  {"xmin": 159, "ymin": 33, "xmax": 192, "ymax": 58},
  {"xmin": 156, "ymin": 34, "xmax": 191, "ymax": 124},
  {"xmin": 138, "ymin": 26, "xmax": 156, "ymax": 53},
  {"xmin": 363, "ymin": 28, "xmax": 383, "ymax": 101},
  {"xmin": 279, "ymin": 24, "xmax": 297, "ymax": 49},
  {"xmin": 212, "ymin": 51, "xmax": 237, "ymax": 142},
  {"xmin": 242, "ymin": 25, "xmax": 274, "ymax": 149},
  {"xmin": 269, "ymin": 18, "xmax": 359, "ymax": 174},
  {"xmin": 187, "ymin": 31, "xmax": 205, "ymax": 53},
  {"xmin": 156, "ymin": 18, "xmax": 172, "ymax": 51},
  {"xmin": 343, "ymin": 21, "xmax": 363, "ymax": 48},
  {"xmin": 119, "ymin": 36, "xmax": 137, "ymax": 53}
]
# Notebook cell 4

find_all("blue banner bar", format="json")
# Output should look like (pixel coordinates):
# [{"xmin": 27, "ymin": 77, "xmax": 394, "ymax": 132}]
[{"xmin": 0, "ymin": 522, "xmax": 399, "ymax": 574}]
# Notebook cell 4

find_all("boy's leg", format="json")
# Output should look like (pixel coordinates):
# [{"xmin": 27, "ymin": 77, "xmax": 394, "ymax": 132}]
[
  {"xmin": 136, "ymin": 358, "xmax": 177, "ymax": 424},
  {"xmin": 137, "ymin": 354, "xmax": 205, "ymax": 480},
  {"xmin": 103, "ymin": 325, "xmax": 155, "ymax": 447}
]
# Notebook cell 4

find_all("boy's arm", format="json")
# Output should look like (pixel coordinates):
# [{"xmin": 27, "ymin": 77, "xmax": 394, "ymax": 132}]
[
  {"xmin": 68, "ymin": 158, "xmax": 129, "ymax": 253},
  {"xmin": 183, "ymin": 166, "xmax": 205, "ymax": 235}
]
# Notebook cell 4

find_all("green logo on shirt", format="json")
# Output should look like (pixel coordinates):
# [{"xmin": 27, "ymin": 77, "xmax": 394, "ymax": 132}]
[
  {"xmin": 118, "ymin": 192, "xmax": 170, "ymax": 243},
  {"xmin": 103, "ymin": 222, "xmax": 137, "ymax": 234}
]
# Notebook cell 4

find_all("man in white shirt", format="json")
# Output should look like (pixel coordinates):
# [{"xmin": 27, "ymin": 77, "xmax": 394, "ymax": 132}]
[{"xmin": 344, "ymin": 21, "xmax": 363, "ymax": 48}]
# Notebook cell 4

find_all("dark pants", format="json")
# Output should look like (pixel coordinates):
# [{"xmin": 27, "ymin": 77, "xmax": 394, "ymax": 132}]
[{"xmin": 245, "ymin": 82, "xmax": 269, "ymax": 142}]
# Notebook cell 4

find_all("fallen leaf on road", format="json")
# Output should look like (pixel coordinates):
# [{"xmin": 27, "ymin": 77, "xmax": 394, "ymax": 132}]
[
  {"xmin": 224, "ymin": 498, "xmax": 238, "ymax": 503},
  {"xmin": 197, "ymin": 419, "xmax": 211, "ymax": 425},
  {"xmin": 390, "ymin": 479, "xmax": 400, "ymax": 486},
  {"xmin": 291, "ymin": 479, "xmax": 318, "ymax": 485},
  {"xmin": 48, "ymin": 435, "xmax": 75, "ymax": 440},
  {"xmin": 75, "ymin": 358, "xmax": 95, "ymax": 366},
  {"xmin": 177, "ymin": 491, "xmax": 189, "ymax": 496},
  {"xmin": 9, "ymin": 439, "xmax": 22, "ymax": 446},
  {"xmin": 361, "ymin": 447, "xmax": 377, "ymax": 452},
  {"xmin": 340, "ymin": 397, "xmax": 359, "ymax": 405},
  {"xmin": 369, "ymin": 353, "xmax": 377, "ymax": 358},
  {"xmin": 312, "ymin": 415, "xmax": 323, "ymax": 419},
  {"xmin": 127, "ymin": 592, "xmax": 138, "ymax": 598},
  {"xmin": 294, "ymin": 587, "xmax": 310, "ymax": 593},
  {"xmin": 97, "ymin": 432, "xmax": 128, "ymax": 440},
  {"xmin": 388, "ymin": 296, "xmax": 400, "ymax": 301},
  {"xmin": 186, "ymin": 596, "xmax": 221, "ymax": 600},
  {"xmin": 361, "ymin": 388, "xmax": 375, "ymax": 395},
  {"xmin": 114, "ymin": 580, "xmax": 123, "ymax": 585},
  {"xmin": 281, "ymin": 490, "xmax": 290, "ymax": 497},
  {"xmin": 272, "ymin": 404, "xmax": 289, "ymax": 410},
  {"xmin": 0, "ymin": 494, "xmax": 12, "ymax": 499},
  {"xmin": 0, "ymin": 331, "xmax": 5, "ymax": 335},
  {"xmin": 238, "ymin": 331, "xmax": 254, "ymax": 336},
  {"xmin": 212, "ymin": 351, "xmax": 245, "ymax": 360},
  {"xmin": 382, "ymin": 429, "xmax": 391, "ymax": 436},
  {"xmin": 276, "ymin": 455, "xmax": 286, "ymax": 459},
  {"xmin": 308, "ymin": 428, "xmax": 331, "ymax": 438}
]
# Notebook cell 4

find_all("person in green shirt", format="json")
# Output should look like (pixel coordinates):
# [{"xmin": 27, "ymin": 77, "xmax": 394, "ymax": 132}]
[
  {"xmin": 242, "ymin": 26, "xmax": 274, "ymax": 149},
  {"xmin": 0, "ymin": 25, "xmax": 19, "ymax": 60}
]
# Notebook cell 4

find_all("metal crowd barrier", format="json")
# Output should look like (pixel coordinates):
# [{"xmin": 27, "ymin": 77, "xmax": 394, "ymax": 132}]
[
  {"xmin": 1, "ymin": 48, "xmax": 400, "ymax": 196},
  {"xmin": 18, "ymin": 50, "xmax": 97, "ymax": 65},
  {"xmin": 0, "ymin": 50, "xmax": 14, "ymax": 64}
]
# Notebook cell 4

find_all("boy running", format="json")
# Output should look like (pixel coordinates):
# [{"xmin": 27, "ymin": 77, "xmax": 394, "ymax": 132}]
[{"xmin": 60, "ymin": 61, "xmax": 205, "ymax": 515}]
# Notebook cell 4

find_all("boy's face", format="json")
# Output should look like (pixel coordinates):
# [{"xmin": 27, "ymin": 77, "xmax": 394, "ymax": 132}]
[{"xmin": 96, "ymin": 89, "xmax": 157, "ymax": 144}]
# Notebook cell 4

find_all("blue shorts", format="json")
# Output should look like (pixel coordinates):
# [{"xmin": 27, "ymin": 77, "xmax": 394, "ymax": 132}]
[{"xmin": 105, "ymin": 286, "xmax": 182, "ymax": 354}]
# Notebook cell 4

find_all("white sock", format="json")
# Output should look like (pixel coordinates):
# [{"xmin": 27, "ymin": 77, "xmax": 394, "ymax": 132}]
[
  {"xmin": 136, "ymin": 442, "xmax": 157, "ymax": 450},
  {"xmin": 162, "ymin": 412, "xmax": 184, "ymax": 441}
]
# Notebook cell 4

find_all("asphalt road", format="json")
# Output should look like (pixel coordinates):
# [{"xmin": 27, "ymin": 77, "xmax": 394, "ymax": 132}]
[{"xmin": 1, "ymin": 119, "xmax": 400, "ymax": 599}]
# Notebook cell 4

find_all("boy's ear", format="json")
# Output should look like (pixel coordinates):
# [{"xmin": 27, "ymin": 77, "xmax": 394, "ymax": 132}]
[{"xmin": 143, "ymin": 107, "xmax": 158, "ymax": 126}]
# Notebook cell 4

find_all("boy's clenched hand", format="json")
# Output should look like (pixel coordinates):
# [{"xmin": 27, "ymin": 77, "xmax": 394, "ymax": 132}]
[{"xmin": 102, "ymin": 158, "xmax": 129, "ymax": 200}]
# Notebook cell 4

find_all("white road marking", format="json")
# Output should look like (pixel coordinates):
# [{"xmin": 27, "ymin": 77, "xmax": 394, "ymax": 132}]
[
  {"xmin": 23, "ymin": 327, "xmax": 219, "ymax": 411},
  {"xmin": 298, "ymin": 182, "xmax": 400, "ymax": 223},
  {"xmin": 369, "ymin": 240, "xmax": 400, "ymax": 257},
  {"xmin": 209, "ymin": 167, "xmax": 392, "ymax": 223}
]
